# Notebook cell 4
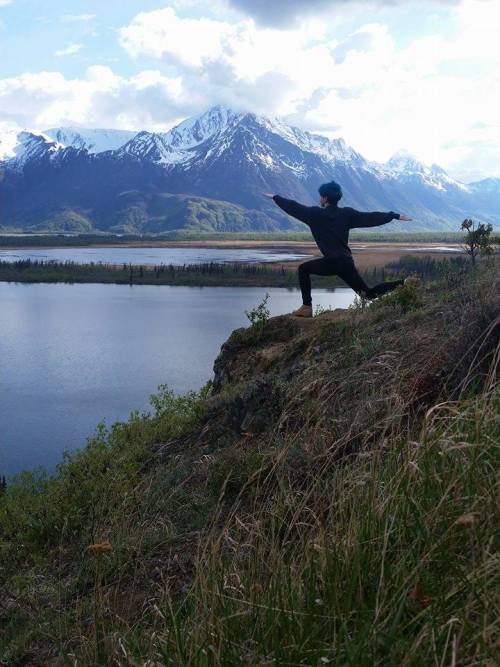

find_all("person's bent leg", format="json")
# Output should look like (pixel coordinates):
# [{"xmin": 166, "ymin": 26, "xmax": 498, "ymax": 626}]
[
  {"xmin": 295, "ymin": 257, "xmax": 337, "ymax": 316},
  {"xmin": 298, "ymin": 261, "xmax": 314, "ymax": 306},
  {"xmin": 298, "ymin": 257, "xmax": 339, "ymax": 305}
]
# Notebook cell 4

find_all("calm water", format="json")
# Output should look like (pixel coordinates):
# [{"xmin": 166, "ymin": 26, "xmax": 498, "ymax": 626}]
[
  {"xmin": 0, "ymin": 247, "xmax": 309, "ymax": 265},
  {"xmin": 0, "ymin": 282, "xmax": 355, "ymax": 477}
]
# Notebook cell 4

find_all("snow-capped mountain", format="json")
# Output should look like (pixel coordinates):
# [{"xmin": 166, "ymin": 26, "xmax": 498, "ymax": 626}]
[
  {"xmin": 1, "ymin": 104, "xmax": 498, "ymax": 232},
  {"xmin": 386, "ymin": 149, "xmax": 427, "ymax": 174},
  {"xmin": 0, "ymin": 131, "xmax": 64, "ymax": 170},
  {"xmin": 117, "ymin": 106, "xmax": 368, "ymax": 173},
  {"xmin": 118, "ymin": 106, "xmax": 260, "ymax": 166},
  {"xmin": 44, "ymin": 127, "xmax": 137, "ymax": 154},
  {"xmin": 381, "ymin": 149, "xmax": 468, "ymax": 193},
  {"xmin": 469, "ymin": 177, "xmax": 500, "ymax": 194},
  {"xmin": 164, "ymin": 104, "xmax": 242, "ymax": 151}
]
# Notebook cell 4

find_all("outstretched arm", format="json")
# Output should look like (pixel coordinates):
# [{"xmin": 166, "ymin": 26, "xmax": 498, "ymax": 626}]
[
  {"xmin": 262, "ymin": 192, "xmax": 313, "ymax": 226},
  {"xmin": 348, "ymin": 208, "xmax": 412, "ymax": 228}
]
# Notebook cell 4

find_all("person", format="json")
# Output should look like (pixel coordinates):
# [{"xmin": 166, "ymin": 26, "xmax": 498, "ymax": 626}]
[{"xmin": 262, "ymin": 181, "xmax": 413, "ymax": 317}]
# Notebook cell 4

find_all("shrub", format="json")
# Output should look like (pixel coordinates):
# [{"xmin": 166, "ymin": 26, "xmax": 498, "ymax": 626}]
[{"xmin": 244, "ymin": 292, "xmax": 271, "ymax": 327}]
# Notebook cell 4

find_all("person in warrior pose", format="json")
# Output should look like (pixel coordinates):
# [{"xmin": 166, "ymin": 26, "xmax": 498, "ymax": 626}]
[{"xmin": 262, "ymin": 181, "xmax": 413, "ymax": 317}]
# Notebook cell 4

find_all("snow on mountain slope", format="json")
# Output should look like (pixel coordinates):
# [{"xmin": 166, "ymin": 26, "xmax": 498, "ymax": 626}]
[
  {"xmin": 118, "ymin": 105, "xmax": 367, "ymax": 176},
  {"xmin": 255, "ymin": 114, "xmax": 365, "ymax": 166},
  {"xmin": 44, "ymin": 127, "xmax": 137, "ymax": 154},
  {"xmin": 163, "ymin": 104, "xmax": 242, "ymax": 150},
  {"xmin": 386, "ymin": 149, "xmax": 427, "ymax": 174},
  {"xmin": 0, "ymin": 131, "xmax": 64, "ymax": 170},
  {"xmin": 118, "ymin": 106, "xmax": 245, "ymax": 166},
  {"xmin": 118, "ymin": 131, "xmax": 187, "ymax": 164},
  {"xmin": 468, "ymin": 177, "xmax": 500, "ymax": 193},
  {"xmin": 380, "ymin": 149, "xmax": 468, "ymax": 192}
]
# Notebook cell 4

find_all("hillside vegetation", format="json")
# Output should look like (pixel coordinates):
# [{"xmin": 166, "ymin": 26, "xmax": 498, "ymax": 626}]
[
  {"xmin": 0, "ymin": 261, "xmax": 498, "ymax": 665},
  {"xmin": 0, "ymin": 194, "xmax": 302, "ymax": 235}
]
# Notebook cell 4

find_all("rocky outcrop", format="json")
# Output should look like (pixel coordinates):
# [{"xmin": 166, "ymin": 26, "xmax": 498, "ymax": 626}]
[
  {"xmin": 200, "ymin": 310, "xmax": 354, "ymax": 442},
  {"xmin": 212, "ymin": 310, "xmax": 349, "ymax": 393}
]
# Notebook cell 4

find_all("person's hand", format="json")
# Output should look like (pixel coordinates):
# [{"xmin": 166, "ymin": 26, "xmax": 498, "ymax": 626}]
[
  {"xmin": 262, "ymin": 192, "xmax": 275, "ymax": 199},
  {"xmin": 399, "ymin": 213, "xmax": 413, "ymax": 221}
]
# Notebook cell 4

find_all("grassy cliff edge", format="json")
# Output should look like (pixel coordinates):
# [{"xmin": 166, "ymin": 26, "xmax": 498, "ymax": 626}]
[{"xmin": 0, "ymin": 263, "xmax": 499, "ymax": 665}]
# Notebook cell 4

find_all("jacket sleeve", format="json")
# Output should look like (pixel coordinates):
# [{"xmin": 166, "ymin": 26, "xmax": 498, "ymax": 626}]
[
  {"xmin": 272, "ymin": 195, "xmax": 313, "ymax": 226},
  {"xmin": 347, "ymin": 208, "xmax": 400, "ymax": 229}
]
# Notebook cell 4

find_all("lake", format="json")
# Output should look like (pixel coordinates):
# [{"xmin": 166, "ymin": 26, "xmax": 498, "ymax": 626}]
[
  {"xmin": 0, "ymin": 282, "xmax": 355, "ymax": 478},
  {"xmin": 0, "ymin": 247, "xmax": 310, "ymax": 265}
]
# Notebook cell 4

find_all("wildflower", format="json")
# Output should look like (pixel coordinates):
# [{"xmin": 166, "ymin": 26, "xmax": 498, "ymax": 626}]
[{"xmin": 86, "ymin": 541, "xmax": 113, "ymax": 554}]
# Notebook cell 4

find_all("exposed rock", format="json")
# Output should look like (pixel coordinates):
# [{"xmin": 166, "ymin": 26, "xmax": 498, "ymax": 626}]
[{"xmin": 212, "ymin": 310, "xmax": 350, "ymax": 393}]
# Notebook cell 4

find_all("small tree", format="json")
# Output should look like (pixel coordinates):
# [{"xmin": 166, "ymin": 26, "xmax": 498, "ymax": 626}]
[
  {"xmin": 245, "ymin": 292, "xmax": 270, "ymax": 327},
  {"xmin": 461, "ymin": 218, "xmax": 495, "ymax": 266}
]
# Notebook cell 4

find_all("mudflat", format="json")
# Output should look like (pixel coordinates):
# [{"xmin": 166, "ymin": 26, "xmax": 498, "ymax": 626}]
[
  {"xmin": 87, "ymin": 240, "xmax": 463, "ymax": 268},
  {"xmin": 2, "ymin": 239, "xmax": 464, "ymax": 270},
  {"xmin": 156, "ymin": 241, "xmax": 465, "ymax": 270}
]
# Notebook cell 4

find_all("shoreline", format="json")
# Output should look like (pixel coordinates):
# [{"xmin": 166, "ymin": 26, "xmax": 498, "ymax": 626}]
[
  {"xmin": 0, "ymin": 242, "xmax": 465, "ymax": 273},
  {"xmin": 0, "ymin": 253, "xmax": 467, "ymax": 288}
]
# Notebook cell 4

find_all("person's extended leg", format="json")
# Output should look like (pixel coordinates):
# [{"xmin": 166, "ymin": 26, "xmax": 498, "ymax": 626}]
[
  {"xmin": 333, "ymin": 258, "xmax": 374, "ymax": 297},
  {"xmin": 295, "ymin": 257, "xmax": 337, "ymax": 316},
  {"xmin": 335, "ymin": 258, "xmax": 403, "ymax": 299},
  {"xmin": 368, "ymin": 278, "xmax": 405, "ymax": 298}
]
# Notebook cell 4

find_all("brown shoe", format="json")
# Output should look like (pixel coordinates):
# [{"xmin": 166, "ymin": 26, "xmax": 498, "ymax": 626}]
[{"xmin": 291, "ymin": 305, "xmax": 313, "ymax": 318}]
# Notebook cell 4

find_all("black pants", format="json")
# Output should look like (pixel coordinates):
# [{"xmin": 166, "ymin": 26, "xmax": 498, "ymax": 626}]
[{"xmin": 298, "ymin": 256, "xmax": 403, "ymax": 306}]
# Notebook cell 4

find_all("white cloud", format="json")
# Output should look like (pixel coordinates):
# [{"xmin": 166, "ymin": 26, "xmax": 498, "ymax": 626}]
[
  {"xmin": 0, "ymin": 66, "xmax": 185, "ymax": 131},
  {"xmin": 119, "ymin": 7, "xmax": 236, "ymax": 67},
  {"xmin": 0, "ymin": 0, "xmax": 13, "ymax": 6},
  {"xmin": 119, "ymin": 7, "xmax": 329, "ymax": 92},
  {"xmin": 55, "ymin": 43, "xmax": 83, "ymax": 57},
  {"xmin": 61, "ymin": 14, "xmax": 96, "ymax": 23}
]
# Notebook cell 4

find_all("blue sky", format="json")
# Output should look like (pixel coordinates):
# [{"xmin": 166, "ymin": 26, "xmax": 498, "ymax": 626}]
[
  {"xmin": 0, "ymin": 0, "xmax": 457, "ymax": 79},
  {"xmin": 0, "ymin": 0, "xmax": 165, "ymax": 78},
  {"xmin": 0, "ymin": 0, "xmax": 498, "ymax": 181}
]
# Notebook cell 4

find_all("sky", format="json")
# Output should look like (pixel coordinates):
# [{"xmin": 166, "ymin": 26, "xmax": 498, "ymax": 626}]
[{"xmin": 0, "ymin": 0, "xmax": 499, "ymax": 182}]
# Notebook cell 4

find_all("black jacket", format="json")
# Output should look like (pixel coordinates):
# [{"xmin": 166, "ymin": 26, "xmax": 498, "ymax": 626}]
[{"xmin": 273, "ymin": 195, "xmax": 400, "ymax": 259}]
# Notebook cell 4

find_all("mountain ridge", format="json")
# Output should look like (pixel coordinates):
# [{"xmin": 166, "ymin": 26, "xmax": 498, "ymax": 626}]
[{"xmin": 1, "ymin": 104, "xmax": 499, "ymax": 232}]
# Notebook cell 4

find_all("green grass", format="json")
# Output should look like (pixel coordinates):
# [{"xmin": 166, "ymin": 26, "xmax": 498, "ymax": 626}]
[{"xmin": 0, "ymin": 262, "xmax": 498, "ymax": 665}]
